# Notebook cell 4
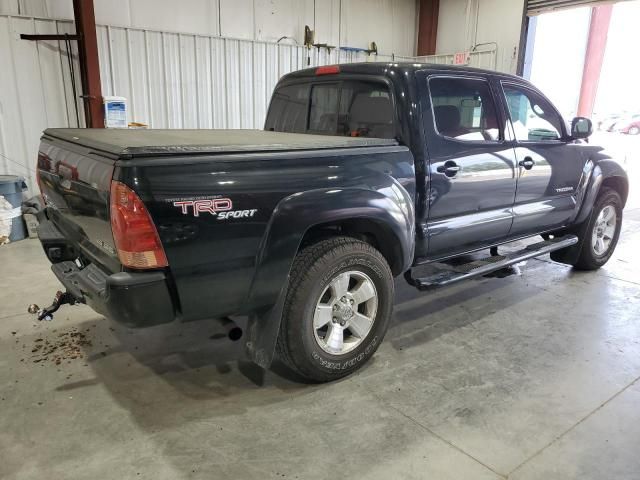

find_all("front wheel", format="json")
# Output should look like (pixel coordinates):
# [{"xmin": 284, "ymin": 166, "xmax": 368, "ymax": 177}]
[
  {"xmin": 628, "ymin": 126, "xmax": 640, "ymax": 135},
  {"xmin": 572, "ymin": 187, "xmax": 623, "ymax": 270},
  {"xmin": 275, "ymin": 237, "xmax": 394, "ymax": 382}
]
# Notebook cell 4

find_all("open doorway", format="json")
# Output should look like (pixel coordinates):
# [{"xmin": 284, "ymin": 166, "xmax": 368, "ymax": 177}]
[{"xmin": 522, "ymin": 0, "xmax": 640, "ymax": 208}]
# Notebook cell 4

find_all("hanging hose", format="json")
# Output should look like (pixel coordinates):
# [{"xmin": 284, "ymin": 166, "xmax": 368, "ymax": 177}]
[{"xmin": 65, "ymin": 37, "xmax": 81, "ymax": 128}]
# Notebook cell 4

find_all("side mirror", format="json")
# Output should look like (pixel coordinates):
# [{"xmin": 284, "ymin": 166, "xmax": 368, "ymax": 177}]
[{"xmin": 571, "ymin": 117, "xmax": 593, "ymax": 139}]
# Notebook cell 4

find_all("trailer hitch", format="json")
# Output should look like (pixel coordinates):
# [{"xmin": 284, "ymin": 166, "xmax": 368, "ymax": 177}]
[{"xmin": 28, "ymin": 290, "xmax": 77, "ymax": 321}]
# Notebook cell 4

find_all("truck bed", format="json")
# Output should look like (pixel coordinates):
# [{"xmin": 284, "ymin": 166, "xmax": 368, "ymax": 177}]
[{"xmin": 43, "ymin": 128, "xmax": 398, "ymax": 158}]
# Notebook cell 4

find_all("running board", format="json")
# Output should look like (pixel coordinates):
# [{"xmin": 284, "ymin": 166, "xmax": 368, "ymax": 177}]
[{"xmin": 405, "ymin": 234, "xmax": 578, "ymax": 291}]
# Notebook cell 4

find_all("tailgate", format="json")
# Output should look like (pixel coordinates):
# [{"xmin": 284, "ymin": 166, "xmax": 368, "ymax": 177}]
[{"xmin": 37, "ymin": 137, "xmax": 120, "ymax": 273}]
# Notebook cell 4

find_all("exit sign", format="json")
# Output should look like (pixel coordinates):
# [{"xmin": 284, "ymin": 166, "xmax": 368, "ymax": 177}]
[{"xmin": 453, "ymin": 52, "xmax": 468, "ymax": 65}]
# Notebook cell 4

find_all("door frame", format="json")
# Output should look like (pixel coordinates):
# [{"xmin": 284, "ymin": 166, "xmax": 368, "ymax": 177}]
[
  {"xmin": 494, "ymin": 77, "xmax": 585, "ymax": 236},
  {"xmin": 415, "ymin": 70, "xmax": 520, "ymax": 262}
]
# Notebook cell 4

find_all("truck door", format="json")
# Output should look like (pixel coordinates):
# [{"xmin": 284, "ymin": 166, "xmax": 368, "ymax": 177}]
[
  {"xmin": 422, "ymin": 74, "xmax": 518, "ymax": 259},
  {"xmin": 499, "ymin": 82, "xmax": 588, "ymax": 237}
]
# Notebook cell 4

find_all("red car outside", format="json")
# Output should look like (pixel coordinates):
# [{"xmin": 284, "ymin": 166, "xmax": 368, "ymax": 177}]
[{"xmin": 618, "ymin": 115, "xmax": 640, "ymax": 135}]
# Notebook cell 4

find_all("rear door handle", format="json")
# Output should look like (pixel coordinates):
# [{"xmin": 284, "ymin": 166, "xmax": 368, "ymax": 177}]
[
  {"xmin": 519, "ymin": 157, "xmax": 535, "ymax": 170},
  {"xmin": 437, "ymin": 161, "xmax": 461, "ymax": 177}
]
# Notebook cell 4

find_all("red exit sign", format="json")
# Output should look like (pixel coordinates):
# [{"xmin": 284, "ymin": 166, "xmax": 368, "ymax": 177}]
[{"xmin": 453, "ymin": 52, "xmax": 468, "ymax": 65}]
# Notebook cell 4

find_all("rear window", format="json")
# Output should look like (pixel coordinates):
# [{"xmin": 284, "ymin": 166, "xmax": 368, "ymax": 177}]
[
  {"xmin": 265, "ymin": 80, "xmax": 395, "ymax": 139},
  {"xmin": 263, "ymin": 84, "xmax": 309, "ymax": 133}
]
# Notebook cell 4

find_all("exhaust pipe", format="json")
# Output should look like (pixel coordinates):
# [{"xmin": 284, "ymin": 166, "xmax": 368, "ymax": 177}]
[{"xmin": 220, "ymin": 317, "xmax": 243, "ymax": 341}]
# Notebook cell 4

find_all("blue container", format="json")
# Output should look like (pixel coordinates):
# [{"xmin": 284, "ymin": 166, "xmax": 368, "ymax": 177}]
[{"xmin": 0, "ymin": 175, "xmax": 27, "ymax": 242}]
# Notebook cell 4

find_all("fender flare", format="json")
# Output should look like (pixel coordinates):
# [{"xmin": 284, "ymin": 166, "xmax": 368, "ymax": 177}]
[
  {"xmin": 552, "ymin": 159, "xmax": 628, "ymax": 265},
  {"xmin": 573, "ymin": 159, "xmax": 628, "ymax": 226},
  {"xmin": 244, "ymin": 184, "xmax": 415, "ymax": 368}
]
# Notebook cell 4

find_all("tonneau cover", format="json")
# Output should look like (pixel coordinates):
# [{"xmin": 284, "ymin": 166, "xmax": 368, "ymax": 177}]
[{"xmin": 43, "ymin": 128, "xmax": 398, "ymax": 157}]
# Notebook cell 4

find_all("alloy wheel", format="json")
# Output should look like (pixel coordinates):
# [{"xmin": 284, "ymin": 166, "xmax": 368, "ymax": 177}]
[
  {"xmin": 313, "ymin": 270, "xmax": 378, "ymax": 355},
  {"xmin": 592, "ymin": 205, "xmax": 617, "ymax": 256}
]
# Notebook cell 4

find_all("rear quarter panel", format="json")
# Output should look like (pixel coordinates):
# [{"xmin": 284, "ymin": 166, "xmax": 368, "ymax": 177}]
[{"xmin": 119, "ymin": 146, "xmax": 415, "ymax": 321}]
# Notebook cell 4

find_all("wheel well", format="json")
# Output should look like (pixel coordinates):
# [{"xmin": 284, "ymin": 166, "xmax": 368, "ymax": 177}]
[
  {"xmin": 300, "ymin": 219, "xmax": 404, "ymax": 276},
  {"xmin": 602, "ymin": 176, "xmax": 628, "ymax": 207}
]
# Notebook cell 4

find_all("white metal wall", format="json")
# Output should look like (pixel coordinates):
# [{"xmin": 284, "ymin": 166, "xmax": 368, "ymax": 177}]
[
  {"xmin": 0, "ymin": 0, "xmax": 418, "ymax": 56},
  {"xmin": 0, "ymin": 15, "xmax": 83, "ymax": 194},
  {"xmin": 435, "ymin": 0, "xmax": 525, "ymax": 74}
]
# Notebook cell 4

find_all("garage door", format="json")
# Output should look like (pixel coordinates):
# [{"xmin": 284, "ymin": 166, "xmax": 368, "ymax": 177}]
[{"xmin": 527, "ymin": 0, "xmax": 629, "ymax": 15}]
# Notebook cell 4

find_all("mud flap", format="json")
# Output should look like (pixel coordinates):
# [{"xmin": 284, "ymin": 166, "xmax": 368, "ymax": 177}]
[
  {"xmin": 244, "ymin": 276, "xmax": 289, "ymax": 369},
  {"xmin": 549, "ymin": 212, "xmax": 592, "ymax": 265}
]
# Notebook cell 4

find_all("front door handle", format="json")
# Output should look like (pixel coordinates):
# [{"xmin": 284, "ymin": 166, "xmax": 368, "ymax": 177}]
[
  {"xmin": 437, "ymin": 161, "xmax": 461, "ymax": 178},
  {"xmin": 519, "ymin": 157, "xmax": 535, "ymax": 170}
]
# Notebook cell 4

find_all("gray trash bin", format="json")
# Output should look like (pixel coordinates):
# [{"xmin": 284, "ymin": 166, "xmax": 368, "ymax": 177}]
[{"xmin": 0, "ymin": 175, "xmax": 27, "ymax": 242}]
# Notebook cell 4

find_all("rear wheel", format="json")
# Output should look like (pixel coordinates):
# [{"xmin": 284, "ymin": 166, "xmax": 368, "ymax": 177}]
[
  {"xmin": 572, "ymin": 187, "xmax": 622, "ymax": 270},
  {"xmin": 276, "ymin": 237, "xmax": 394, "ymax": 382}
]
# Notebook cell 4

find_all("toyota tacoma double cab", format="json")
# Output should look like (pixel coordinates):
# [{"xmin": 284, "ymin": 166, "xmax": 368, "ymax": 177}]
[{"xmin": 34, "ymin": 63, "xmax": 628, "ymax": 382}]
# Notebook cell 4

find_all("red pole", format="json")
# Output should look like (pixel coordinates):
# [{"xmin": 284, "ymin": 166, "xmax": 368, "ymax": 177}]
[
  {"xmin": 73, "ymin": 0, "xmax": 104, "ymax": 128},
  {"xmin": 577, "ymin": 5, "xmax": 613, "ymax": 118},
  {"xmin": 417, "ymin": 0, "xmax": 440, "ymax": 56}
]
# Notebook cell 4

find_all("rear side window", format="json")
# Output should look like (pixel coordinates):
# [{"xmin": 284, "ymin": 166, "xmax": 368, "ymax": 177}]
[
  {"xmin": 429, "ymin": 77, "xmax": 501, "ymax": 142},
  {"xmin": 264, "ymin": 84, "xmax": 308, "ymax": 133},
  {"xmin": 265, "ymin": 80, "xmax": 395, "ymax": 139}
]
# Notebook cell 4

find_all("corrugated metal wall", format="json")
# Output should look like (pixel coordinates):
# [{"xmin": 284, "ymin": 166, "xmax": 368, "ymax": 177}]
[
  {"xmin": 0, "ymin": 15, "xmax": 83, "ymax": 193},
  {"xmin": 0, "ymin": 15, "xmax": 496, "ymax": 194},
  {"xmin": 96, "ymin": 25, "xmax": 410, "ymax": 130}
]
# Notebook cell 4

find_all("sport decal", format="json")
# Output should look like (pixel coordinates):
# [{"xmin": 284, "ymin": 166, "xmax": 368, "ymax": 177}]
[{"xmin": 170, "ymin": 197, "xmax": 257, "ymax": 220}]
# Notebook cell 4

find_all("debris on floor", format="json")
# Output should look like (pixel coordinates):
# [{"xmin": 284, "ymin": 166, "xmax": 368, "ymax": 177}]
[{"xmin": 25, "ymin": 328, "xmax": 93, "ymax": 365}]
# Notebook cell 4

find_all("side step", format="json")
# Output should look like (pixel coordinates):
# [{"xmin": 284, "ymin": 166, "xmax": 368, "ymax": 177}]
[{"xmin": 405, "ymin": 234, "xmax": 578, "ymax": 291}]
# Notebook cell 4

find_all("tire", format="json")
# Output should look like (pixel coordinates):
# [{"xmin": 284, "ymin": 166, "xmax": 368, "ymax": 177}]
[
  {"xmin": 275, "ymin": 236, "xmax": 394, "ymax": 382},
  {"xmin": 628, "ymin": 126, "xmax": 640, "ymax": 135},
  {"xmin": 572, "ymin": 187, "xmax": 623, "ymax": 270}
]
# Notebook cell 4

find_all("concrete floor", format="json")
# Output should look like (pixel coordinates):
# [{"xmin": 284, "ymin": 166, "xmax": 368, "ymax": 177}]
[{"xmin": 2, "ymin": 162, "xmax": 639, "ymax": 479}]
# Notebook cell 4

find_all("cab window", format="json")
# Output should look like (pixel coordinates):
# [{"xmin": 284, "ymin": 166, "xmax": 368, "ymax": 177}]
[
  {"xmin": 429, "ymin": 77, "xmax": 502, "ymax": 142},
  {"xmin": 266, "ymin": 80, "xmax": 395, "ymax": 139},
  {"xmin": 309, "ymin": 84, "xmax": 340, "ymax": 133},
  {"xmin": 502, "ymin": 84, "xmax": 564, "ymax": 141},
  {"xmin": 264, "ymin": 83, "xmax": 309, "ymax": 133}
]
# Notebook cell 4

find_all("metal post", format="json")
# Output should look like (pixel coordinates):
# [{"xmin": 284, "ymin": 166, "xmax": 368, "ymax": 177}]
[
  {"xmin": 516, "ymin": 0, "xmax": 530, "ymax": 77},
  {"xmin": 72, "ymin": 0, "xmax": 104, "ymax": 128},
  {"xmin": 417, "ymin": 0, "xmax": 440, "ymax": 56},
  {"xmin": 577, "ymin": 5, "xmax": 613, "ymax": 118}
]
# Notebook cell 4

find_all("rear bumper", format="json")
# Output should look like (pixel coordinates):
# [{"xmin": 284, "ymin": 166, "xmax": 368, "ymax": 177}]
[{"xmin": 38, "ymin": 220, "xmax": 176, "ymax": 327}]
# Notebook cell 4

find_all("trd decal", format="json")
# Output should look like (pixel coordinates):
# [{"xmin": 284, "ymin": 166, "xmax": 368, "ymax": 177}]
[
  {"xmin": 217, "ymin": 209, "xmax": 258, "ymax": 220},
  {"xmin": 172, "ymin": 198, "xmax": 257, "ymax": 220},
  {"xmin": 173, "ymin": 198, "xmax": 232, "ymax": 217}
]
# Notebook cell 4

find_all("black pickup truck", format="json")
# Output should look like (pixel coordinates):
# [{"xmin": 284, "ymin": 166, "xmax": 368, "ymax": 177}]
[{"xmin": 35, "ymin": 63, "xmax": 628, "ymax": 382}]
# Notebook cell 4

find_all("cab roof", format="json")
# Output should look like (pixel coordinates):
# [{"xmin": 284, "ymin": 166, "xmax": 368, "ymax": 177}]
[{"xmin": 283, "ymin": 62, "xmax": 523, "ymax": 82}]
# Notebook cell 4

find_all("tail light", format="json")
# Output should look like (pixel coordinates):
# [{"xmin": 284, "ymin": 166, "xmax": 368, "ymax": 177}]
[{"xmin": 110, "ymin": 181, "xmax": 168, "ymax": 269}]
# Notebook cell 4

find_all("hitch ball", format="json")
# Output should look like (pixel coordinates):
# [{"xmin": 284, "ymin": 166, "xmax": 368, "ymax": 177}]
[{"xmin": 27, "ymin": 290, "xmax": 76, "ymax": 321}]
